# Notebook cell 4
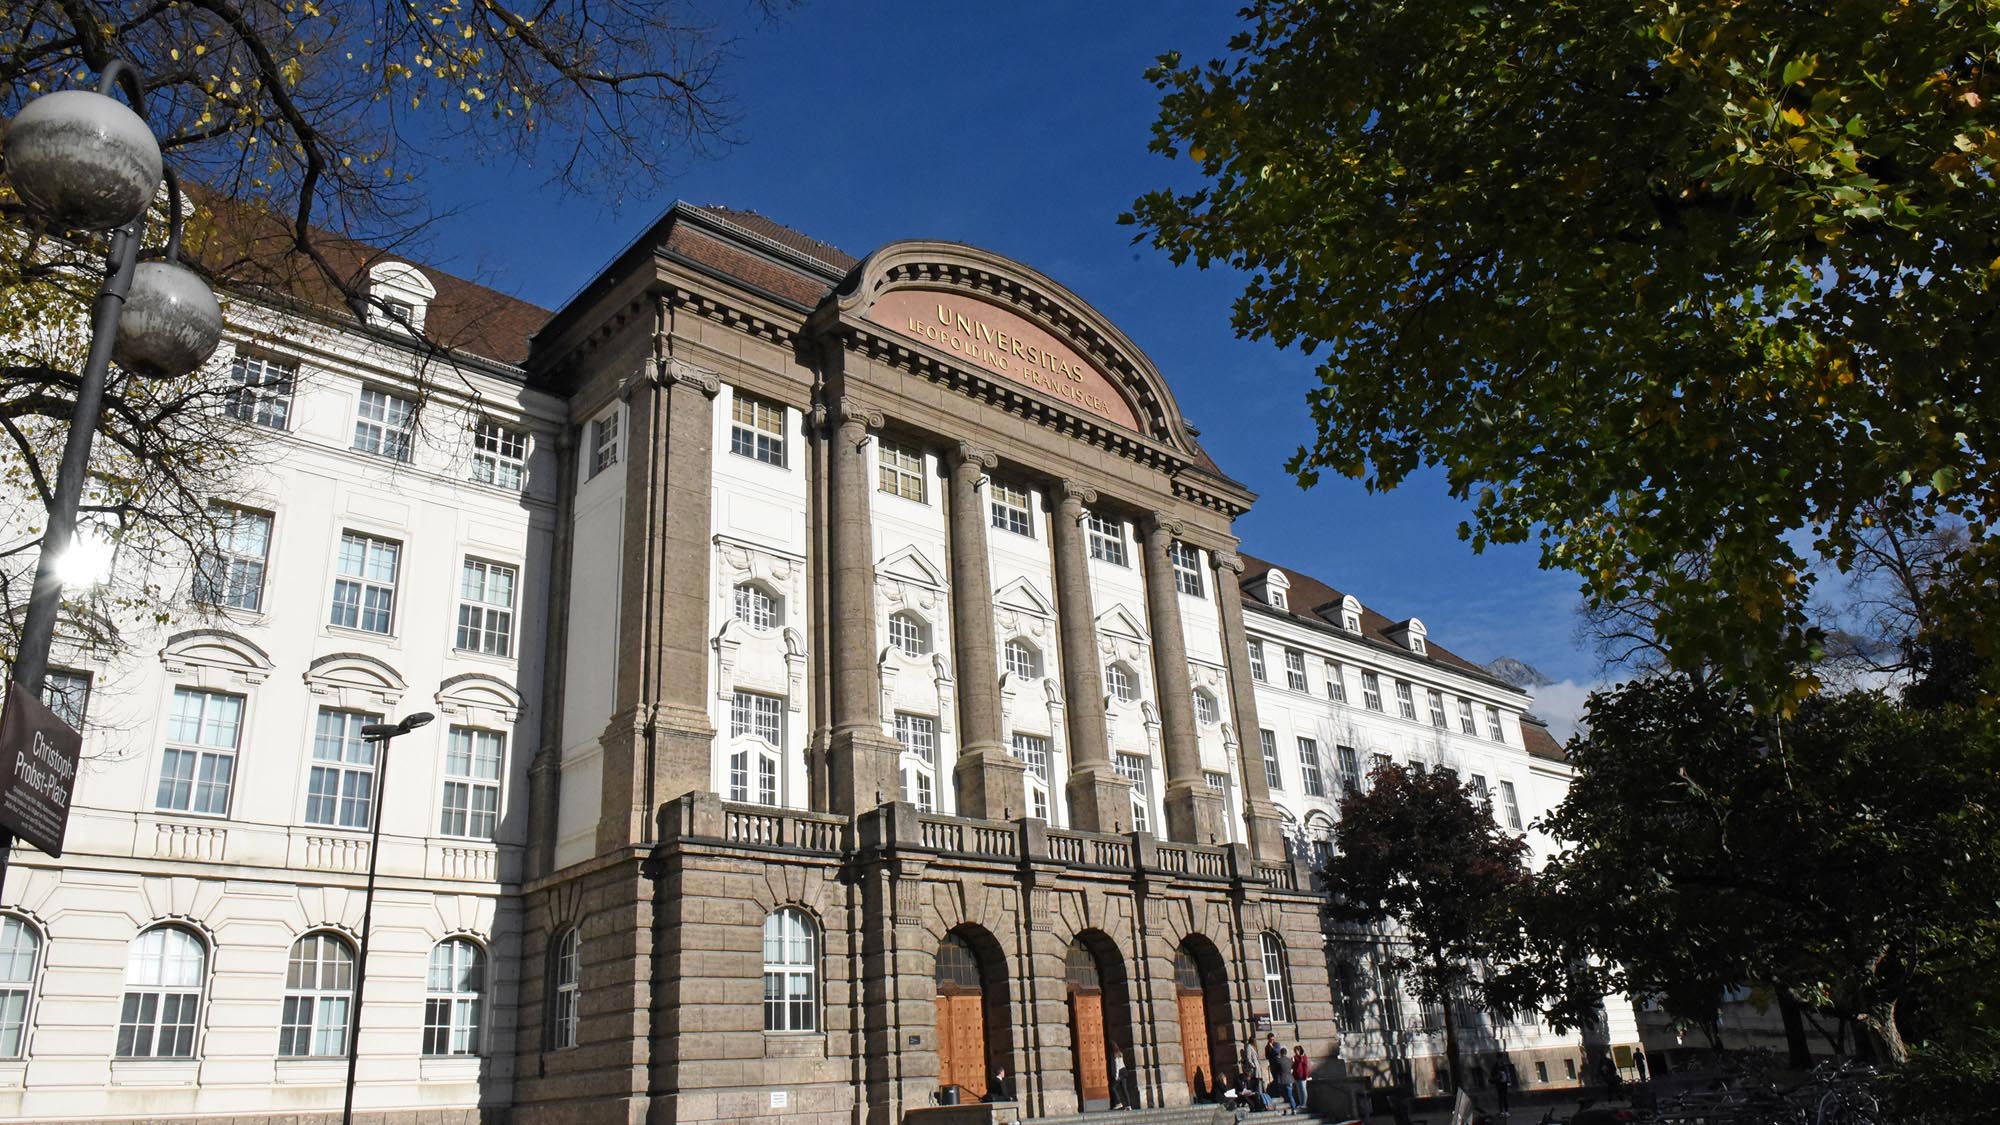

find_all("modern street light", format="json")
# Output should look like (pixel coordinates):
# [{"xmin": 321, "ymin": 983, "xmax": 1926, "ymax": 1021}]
[
  {"xmin": 0, "ymin": 61, "xmax": 225, "ymax": 892},
  {"xmin": 341, "ymin": 710, "xmax": 433, "ymax": 1125}
]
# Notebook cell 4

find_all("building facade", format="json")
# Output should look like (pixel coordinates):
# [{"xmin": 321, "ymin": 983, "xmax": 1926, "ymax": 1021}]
[{"xmin": 0, "ymin": 203, "xmax": 1634, "ymax": 1123}]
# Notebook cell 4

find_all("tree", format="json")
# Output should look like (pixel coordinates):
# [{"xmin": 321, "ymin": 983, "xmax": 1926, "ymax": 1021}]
[
  {"xmin": 1322, "ymin": 762, "xmax": 1532, "ymax": 1092},
  {"xmin": 1128, "ymin": 0, "xmax": 2000, "ymax": 705},
  {"xmin": 1533, "ymin": 674, "xmax": 2000, "ymax": 1065}
]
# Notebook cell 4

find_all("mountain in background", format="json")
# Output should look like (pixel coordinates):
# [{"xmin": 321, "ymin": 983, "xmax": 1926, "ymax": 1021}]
[{"xmin": 1484, "ymin": 656, "xmax": 1555, "ymax": 690}]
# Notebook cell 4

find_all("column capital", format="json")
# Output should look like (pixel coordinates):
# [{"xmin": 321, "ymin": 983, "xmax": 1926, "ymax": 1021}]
[
  {"xmin": 836, "ymin": 396, "xmax": 885, "ymax": 430},
  {"xmin": 948, "ymin": 442, "xmax": 998, "ymax": 471},
  {"xmin": 1211, "ymin": 549, "xmax": 1245, "ymax": 575},
  {"xmin": 656, "ymin": 357, "xmax": 721, "ymax": 397},
  {"xmin": 1142, "ymin": 512, "xmax": 1185, "ymax": 541},
  {"xmin": 1055, "ymin": 479, "xmax": 1098, "ymax": 508}
]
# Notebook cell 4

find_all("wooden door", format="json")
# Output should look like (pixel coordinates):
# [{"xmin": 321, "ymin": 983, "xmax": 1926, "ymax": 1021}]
[
  {"xmin": 936, "ymin": 992, "xmax": 987, "ymax": 1100},
  {"xmin": 1178, "ymin": 989, "xmax": 1211, "ymax": 1096},
  {"xmin": 1070, "ymin": 988, "xmax": 1110, "ymax": 1105}
]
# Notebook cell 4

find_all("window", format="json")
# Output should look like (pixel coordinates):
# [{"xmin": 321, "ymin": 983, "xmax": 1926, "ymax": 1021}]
[
  {"xmin": 456, "ymin": 559, "xmax": 517, "ymax": 656},
  {"xmin": 734, "ymin": 583, "xmax": 779, "ymax": 629},
  {"xmin": 1471, "ymin": 774, "xmax": 1491, "ymax": 809},
  {"xmin": 1170, "ymin": 541, "xmax": 1204, "ymax": 597},
  {"xmin": 1085, "ymin": 511, "xmax": 1126, "ymax": 565},
  {"xmin": 888, "ymin": 611, "xmax": 931, "ymax": 657},
  {"xmin": 1336, "ymin": 745, "xmax": 1361, "ymax": 795},
  {"xmin": 1284, "ymin": 648, "xmax": 1308, "ymax": 691},
  {"xmin": 877, "ymin": 440, "xmax": 926, "ymax": 502},
  {"xmin": 352, "ymin": 388, "xmax": 416, "ymax": 461},
  {"xmin": 549, "ymin": 929, "xmax": 580, "ymax": 1049},
  {"xmin": 1205, "ymin": 770, "xmax": 1229, "ymax": 792},
  {"xmin": 1193, "ymin": 689, "xmax": 1218, "ymax": 726},
  {"xmin": 1260, "ymin": 933, "xmax": 1292, "ymax": 1024},
  {"xmin": 1271, "ymin": 588, "xmax": 1288, "ymax": 610},
  {"xmin": 40, "ymin": 669, "xmax": 90, "ymax": 729},
  {"xmin": 279, "ymin": 932, "xmax": 354, "ymax": 1057},
  {"xmin": 440, "ymin": 727, "xmax": 503, "ymax": 839},
  {"xmin": 763, "ymin": 909, "xmax": 817, "ymax": 1032},
  {"xmin": 1248, "ymin": 639, "xmax": 1268, "ymax": 683},
  {"xmin": 0, "ymin": 916, "xmax": 41, "ymax": 1058},
  {"xmin": 728, "ymin": 746, "xmax": 779, "ymax": 806},
  {"xmin": 116, "ymin": 926, "xmax": 205, "ymax": 1058},
  {"xmin": 1325, "ymin": 661, "xmax": 1345, "ymax": 703},
  {"xmin": 1486, "ymin": 705, "xmax": 1506, "ymax": 742},
  {"xmin": 1498, "ymin": 781, "xmax": 1524, "ymax": 829},
  {"xmin": 224, "ymin": 353, "xmax": 295, "ymax": 429},
  {"xmin": 1565, "ymin": 1059, "xmax": 1578, "ymax": 1081},
  {"xmin": 330, "ymin": 532, "xmax": 400, "ymax": 634},
  {"xmin": 729, "ymin": 393, "xmax": 786, "ymax": 466},
  {"xmin": 1105, "ymin": 662, "xmax": 1138, "ymax": 703},
  {"xmin": 380, "ymin": 296, "xmax": 416, "ymax": 325},
  {"xmin": 1395, "ymin": 680, "xmax": 1417, "ymax": 720},
  {"xmin": 195, "ymin": 505, "xmax": 272, "ymax": 612},
  {"xmin": 157, "ymin": 687, "xmax": 242, "ymax": 815},
  {"xmin": 1371, "ymin": 752, "xmax": 1392, "ymax": 784},
  {"xmin": 1458, "ymin": 698, "xmax": 1478, "ymax": 735},
  {"xmin": 1536, "ymin": 1061, "xmax": 1549, "ymax": 1084},
  {"xmin": 424, "ymin": 938, "xmax": 485, "ymax": 1056},
  {"xmin": 730, "ymin": 691, "xmax": 783, "ymax": 746},
  {"xmin": 471, "ymin": 419, "xmax": 526, "ymax": 490},
  {"xmin": 895, "ymin": 713, "xmax": 937, "ymax": 811},
  {"xmin": 1260, "ymin": 730, "xmax": 1282, "ymax": 791},
  {"xmin": 1428, "ymin": 689, "xmax": 1448, "ymax": 728},
  {"xmin": 1115, "ymin": 753, "xmax": 1150, "ymax": 832},
  {"xmin": 1298, "ymin": 738, "xmax": 1325, "ymax": 798},
  {"xmin": 1335, "ymin": 958, "xmax": 1367, "ymax": 1028},
  {"xmin": 990, "ymin": 481, "xmax": 1033, "ymax": 537},
  {"xmin": 1009, "ymin": 733, "xmax": 1052, "ymax": 821},
  {"xmin": 1361, "ymin": 671, "xmax": 1383, "ymax": 711},
  {"xmin": 1003, "ymin": 639, "xmax": 1041, "ymax": 680},
  {"xmin": 307, "ymin": 708, "xmax": 382, "ymax": 829},
  {"xmin": 590, "ymin": 409, "xmax": 621, "ymax": 477}
]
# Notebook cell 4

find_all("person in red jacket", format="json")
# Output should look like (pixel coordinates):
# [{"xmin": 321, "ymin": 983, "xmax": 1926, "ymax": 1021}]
[{"xmin": 1290, "ymin": 1045, "xmax": 1310, "ymax": 1111}]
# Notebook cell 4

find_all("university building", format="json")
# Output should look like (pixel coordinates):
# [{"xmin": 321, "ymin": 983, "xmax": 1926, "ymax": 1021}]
[{"xmin": 0, "ymin": 203, "xmax": 1636, "ymax": 1122}]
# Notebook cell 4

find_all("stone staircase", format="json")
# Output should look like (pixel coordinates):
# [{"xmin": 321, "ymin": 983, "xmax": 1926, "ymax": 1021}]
[{"xmin": 1023, "ymin": 1107, "xmax": 1347, "ymax": 1125}]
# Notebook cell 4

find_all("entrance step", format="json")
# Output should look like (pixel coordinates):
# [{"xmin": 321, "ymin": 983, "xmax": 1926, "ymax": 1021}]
[{"xmin": 1024, "ymin": 1107, "xmax": 1231, "ymax": 1125}]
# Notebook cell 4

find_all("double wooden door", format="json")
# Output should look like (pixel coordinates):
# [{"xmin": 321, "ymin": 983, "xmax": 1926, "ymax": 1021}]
[
  {"xmin": 936, "ymin": 991, "xmax": 987, "ymax": 1101},
  {"xmin": 1178, "ymin": 988, "xmax": 1212, "ymax": 1096},
  {"xmin": 1069, "ymin": 986, "xmax": 1110, "ymax": 1106}
]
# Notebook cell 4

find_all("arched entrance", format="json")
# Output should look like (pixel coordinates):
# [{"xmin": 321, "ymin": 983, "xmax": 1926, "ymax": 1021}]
[
  {"xmin": 1176, "ymin": 937, "xmax": 1234, "ymax": 1098},
  {"xmin": 1066, "ymin": 931, "xmax": 1134, "ymax": 1111},
  {"xmin": 936, "ymin": 927, "xmax": 1011, "ymax": 1103}
]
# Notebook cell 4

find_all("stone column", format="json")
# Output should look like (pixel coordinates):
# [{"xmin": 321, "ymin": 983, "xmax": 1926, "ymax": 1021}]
[
  {"xmin": 1213, "ymin": 550, "xmax": 1287, "ymax": 860},
  {"xmin": 526, "ymin": 425, "xmax": 576, "ymax": 880},
  {"xmin": 1050, "ymin": 480, "xmax": 1130, "ymax": 833},
  {"xmin": 1141, "ymin": 515, "xmax": 1224, "ymax": 844},
  {"xmin": 827, "ymin": 396, "xmax": 902, "ymax": 815},
  {"xmin": 946, "ymin": 443, "xmax": 1026, "ymax": 820}
]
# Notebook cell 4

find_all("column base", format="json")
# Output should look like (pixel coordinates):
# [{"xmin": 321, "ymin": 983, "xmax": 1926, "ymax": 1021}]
[
  {"xmin": 1064, "ymin": 762, "xmax": 1135, "ymax": 834},
  {"xmin": 596, "ymin": 703, "xmax": 715, "ymax": 854},
  {"xmin": 1163, "ymin": 781, "xmax": 1228, "ymax": 846},
  {"xmin": 1242, "ymin": 796, "xmax": 1291, "ymax": 864},
  {"xmin": 829, "ymin": 725, "xmax": 903, "ymax": 816},
  {"xmin": 952, "ymin": 744, "xmax": 1030, "ymax": 820}
]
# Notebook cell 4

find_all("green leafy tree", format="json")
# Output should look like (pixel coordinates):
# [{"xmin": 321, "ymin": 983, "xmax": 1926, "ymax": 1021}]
[
  {"xmin": 1323, "ymin": 762, "xmax": 1532, "ymax": 1092},
  {"xmin": 1129, "ymin": 0, "xmax": 2000, "ymax": 704}
]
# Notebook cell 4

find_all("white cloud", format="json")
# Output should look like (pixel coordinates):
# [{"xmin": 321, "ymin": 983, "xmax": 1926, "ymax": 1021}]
[{"xmin": 1529, "ymin": 678, "xmax": 1604, "ymax": 743}]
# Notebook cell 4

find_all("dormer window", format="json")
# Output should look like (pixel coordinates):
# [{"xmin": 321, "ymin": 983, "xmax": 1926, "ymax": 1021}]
[
  {"xmin": 1340, "ymin": 595, "xmax": 1363, "ymax": 635},
  {"xmin": 365, "ymin": 261, "xmax": 435, "ymax": 333},
  {"xmin": 1261, "ymin": 569, "xmax": 1291, "ymax": 610},
  {"xmin": 1400, "ymin": 618, "xmax": 1429, "ymax": 655}
]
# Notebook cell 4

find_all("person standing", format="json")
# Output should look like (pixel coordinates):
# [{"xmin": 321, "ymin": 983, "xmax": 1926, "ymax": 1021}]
[
  {"xmin": 1634, "ymin": 1050, "xmax": 1649, "ymax": 1083},
  {"xmin": 1355, "ymin": 1082, "xmax": 1377, "ymax": 1124},
  {"xmin": 1494, "ymin": 1060, "xmax": 1515, "ymax": 1115},
  {"xmin": 1266, "ymin": 1034, "xmax": 1290, "ymax": 1108},
  {"xmin": 1290, "ymin": 1045, "xmax": 1310, "ymax": 1111}
]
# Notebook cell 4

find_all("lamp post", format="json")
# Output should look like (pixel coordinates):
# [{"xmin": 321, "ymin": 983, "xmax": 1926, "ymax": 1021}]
[
  {"xmin": 0, "ymin": 61, "xmax": 225, "ymax": 891},
  {"xmin": 341, "ymin": 710, "xmax": 432, "ymax": 1125}
]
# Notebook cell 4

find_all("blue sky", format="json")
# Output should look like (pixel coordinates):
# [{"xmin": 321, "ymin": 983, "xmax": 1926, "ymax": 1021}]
[{"xmin": 412, "ymin": 2, "xmax": 1602, "ymax": 696}]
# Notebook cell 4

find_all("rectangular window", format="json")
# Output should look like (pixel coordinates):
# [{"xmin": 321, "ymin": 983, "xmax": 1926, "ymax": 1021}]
[
  {"xmin": 876, "ymin": 440, "xmax": 926, "ymax": 502},
  {"xmin": 1170, "ymin": 541, "xmax": 1204, "ymax": 597},
  {"xmin": 1395, "ymin": 680, "xmax": 1417, "ymax": 720},
  {"xmin": 440, "ymin": 727, "xmax": 503, "ymax": 839},
  {"xmin": 730, "ymin": 691, "xmax": 783, "ymax": 745},
  {"xmin": 41, "ymin": 669, "xmax": 91, "ymax": 729},
  {"xmin": 1361, "ymin": 671, "xmax": 1383, "ymax": 711},
  {"xmin": 1428, "ymin": 689, "xmax": 1448, "ymax": 728},
  {"xmin": 1114, "ymin": 753, "xmax": 1150, "ymax": 833},
  {"xmin": 1470, "ymin": 774, "xmax": 1490, "ymax": 809},
  {"xmin": 455, "ymin": 559, "xmax": 516, "ymax": 657},
  {"xmin": 1297, "ymin": 737, "xmax": 1325, "ymax": 798},
  {"xmin": 1204, "ymin": 770, "xmax": 1228, "ymax": 792},
  {"xmin": 1498, "ymin": 780, "xmax": 1524, "ymax": 829},
  {"xmin": 195, "ymin": 505, "xmax": 272, "ymax": 612},
  {"xmin": 225, "ymin": 352, "xmax": 296, "ymax": 429},
  {"xmin": 1248, "ymin": 640, "xmax": 1268, "ymax": 683},
  {"xmin": 330, "ymin": 532, "xmax": 400, "ymax": 634},
  {"xmin": 1458, "ymin": 698, "xmax": 1478, "ymax": 735},
  {"xmin": 472, "ymin": 419, "xmax": 526, "ymax": 490},
  {"xmin": 894, "ymin": 713, "xmax": 937, "ymax": 811},
  {"xmin": 1260, "ymin": 729, "xmax": 1282, "ymax": 791},
  {"xmin": 1009, "ymin": 732, "xmax": 1051, "ymax": 821},
  {"xmin": 353, "ymin": 388, "xmax": 416, "ymax": 462},
  {"xmin": 989, "ymin": 481, "xmax": 1033, "ymax": 537},
  {"xmin": 1371, "ymin": 752, "xmax": 1392, "ymax": 784},
  {"xmin": 729, "ymin": 393, "xmax": 786, "ymax": 466},
  {"xmin": 307, "ymin": 709, "xmax": 383, "ymax": 829},
  {"xmin": 1336, "ymin": 745, "xmax": 1361, "ymax": 795},
  {"xmin": 1284, "ymin": 649, "xmax": 1308, "ymax": 691},
  {"xmin": 1085, "ymin": 511, "xmax": 1127, "ymax": 565},
  {"xmin": 1325, "ymin": 661, "xmax": 1345, "ymax": 703},
  {"xmin": 590, "ymin": 409, "xmax": 620, "ymax": 477},
  {"xmin": 1486, "ymin": 705, "xmax": 1506, "ymax": 742},
  {"xmin": 157, "ymin": 688, "xmax": 242, "ymax": 815}
]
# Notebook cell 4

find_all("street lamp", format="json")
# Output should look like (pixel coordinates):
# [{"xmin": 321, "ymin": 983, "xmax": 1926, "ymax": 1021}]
[
  {"xmin": 341, "ymin": 710, "xmax": 433, "ymax": 1125},
  {"xmin": 0, "ymin": 61, "xmax": 224, "ymax": 889}
]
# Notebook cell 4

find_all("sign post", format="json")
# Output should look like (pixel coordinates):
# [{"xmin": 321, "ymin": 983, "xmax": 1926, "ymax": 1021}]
[{"xmin": 0, "ymin": 681, "xmax": 82, "ymax": 890}]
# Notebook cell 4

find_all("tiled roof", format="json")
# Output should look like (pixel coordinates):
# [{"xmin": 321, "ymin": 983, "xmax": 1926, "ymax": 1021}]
[
  {"xmin": 1520, "ymin": 716, "xmax": 1569, "ymax": 763},
  {"xmin": 693, "ymin": 205, "xmax": 859, "ymax": 273}
]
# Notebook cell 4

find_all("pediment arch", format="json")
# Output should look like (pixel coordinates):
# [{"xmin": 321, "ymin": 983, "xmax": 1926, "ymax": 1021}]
[
  {"xmin": 160, "ymin": 629, "xmax": 273, "ymax": 690},
  {"xmin": 435, "ymin": 672, "xmax": 524, "ymax": 726},
  {"xmin": 304, "ymin": 652, "xmax": 406, "ymax": 710}
]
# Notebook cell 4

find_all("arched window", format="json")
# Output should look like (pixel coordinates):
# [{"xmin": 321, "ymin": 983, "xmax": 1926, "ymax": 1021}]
[
  {"xmin": 117, "ymin": 925, "xmax": 207, "ymax": 1058},
  {"xmin": 425, "ymin": 938, "xmax": 486, "ymax": 1056},
  {"xmin": 1105, "ymin": 662, "xmax": 1138, "ymax": 703},
  {"xmin": 733, "ymin": 583, "xmax": 779, "ymax": 629},
  {"xmin": 762, "ymin": 909, "xmax": 817, "ymax": 1033},
  {"xmin": 888, "ymin": 611, "xmax": 931, "ymax": 657},
  {"xmin": 280, "ymin": 931, "xmax": 355, "ymax": 1057},
  {"xmin": 729, "ymin": 747, "xmax": 779, "ymax": 806},
  {"xmin": 1193, "ymin": 688, "xmax": 1219, "ymax": 726},
  {"xmin": 1260, "ymin": 933, "xmax": 1293, "ymax": 1025},
  {"xmin": 549, "ymin": 928, "xmax": 580, "ymax": 1049},
  {"xmin": 0, "ymin": 914, "xmax": 42, "ymax": 1058},
  {"xmin": 1003, "ymin": 638, "xmax": 1041, "ymax": 680}
]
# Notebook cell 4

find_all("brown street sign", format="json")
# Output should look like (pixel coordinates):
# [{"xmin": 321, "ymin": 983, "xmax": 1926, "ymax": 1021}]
[{"xmin": 0, "ymin": 681, "xmax": 80, "ymax": 857}]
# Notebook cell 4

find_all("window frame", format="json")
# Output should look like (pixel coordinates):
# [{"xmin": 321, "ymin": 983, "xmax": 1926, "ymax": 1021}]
[
  {"xmin": 0, "ymin": 914, "xmax": 43, "ymax": 1059},
  {"xmin": 1009, "ymin": 732, "xmax": 1052, "ymax": 821},
  {"xmin": 589, "ymin": 409, "xmax": 621, "ymax": 478},
  {"xmin": 894, "ymin": 712, "xmax": 938, "ymax": 811},
  {"xmin": 115, "ymin": 925, "xmax": 207, "ymax": 1059},
  {"xmin": 1325, "ymin": 660, "xmax": 1345, "ymax": 703},
  {"xmin": 1193, "ymin": 689, "xmax": 1218, "ymax": 726},
  {"xmin": 40, "ymin": 668, "xmax": 91, "ymax": 729},
  {"xmin": 1085, "ymin": 510, "xmax": 1127, "ymax": 566},
  {"xmin": 1248, "ymin": 639, "xmax": 1267, "ymax": 683},
  {"xmin": 733, "ymin": 583, "xmax": 780, "ymax": 630},
  {"xmin": 1297, "ymin": 737, "xmax": 1325, "ymax": 798},
  {"xmin": 424, "ymin": 937, "xmax": 486, "ymax": 1057},
  {"xmin": 1260, "ymin": 729, "xmax": 1282, "ymax": 791},
  {"xmin": 1361, "ymin": 671, "xmax": 1383, "ymax": 711},
  {"xmin": 224, "ymin": 352, "xmax": 298, "ymax": 430},
  {"xmin": 762, "ymin": 909, "xmax": 818, "ymax": 1033},
  {"xmin": 330, "ymin": 531, "xmax": 401, "ymax": 635},
  {"xmin": 306, "ymin": 707, "xmax": 384, "ymax": 830},
  {"xmin": 279, "ymin": 931, "xmax": 355, "ymax": 1058},
  {"xmin": 887, "ymin": 611, "xmax": 932, "ymax": 658},
  {"xmin": 729, "ymin": 691, "xmax": 783, "ymax": 747},
  {"xmin": 1395, "ymin": 680, "xmax": 1418, "ymax": 720},
  {"xmin": 352, "ymin": 387, "xmax": 417, "ymax": 462},
  {"xmin": 1336, "ymin": 745, "xmax": 1362, "ymax": 795},
  {"xmin": 1114, "ymin": 752, "xmax": 1151, "ymax": 833},
  {"xmin": 1486, "ymin": 705, "xmax": 1506, "ymax": 742},
  {"xmin": 729, "ymin": 393, "xmax": 787, "ymax": 467},
  {"xmin": 157, "ymin": 686, "xmax": 244, "ymax": 817},
  {"xmin": 440, "ymin": 726, "xmax": 504, "ymax": 839},
  {"xmin": 876, "ymin": 439, "xmax": 927, "ymax": 502},
  {"xmin": 1498, "ymin": 780, "xmax": 1524, "ymax": 829},
  {"xmin": 1458, "ymin": 698, "xmax": 1479, "ymax": 735},
  {"xmin": 455, "ymin": 557, "xmax": 517, "ymax": 657},
  {"xmin": 549, "ymin": 928, "xmax": 580, "ymax": 1049},
  {"xmin": 471, "ymin": 418, "xmax": 527, "ymax": 490},
  {"xmin": 1170, "ymin": 541, "xmax": 1204, "ymax": 597},
  {"xmin": 1427, "ymin": 688, "xmax": 1448, "ymax": 729},
  {"xmin": 1284, "ymin": 648, "xmax": 1308, "ymax": 691},
  {"xmin": 195, "ymin": 504, "xmax": 273, "ymax": 613},
  {"xmin": 1002, "ymin": 639, "xmax": 1041, "ymax": 681},
  {"xmin": 1104, "ymin": 662, "xmax": 1139, "ymax": 703},
  {"xmin": 1260, "ymin": 932, "xmax": 1293, "ymax": 1025},
  {"xmin": 989, "ymin": 481, "xmax": 1034, "ymax": 537}
]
